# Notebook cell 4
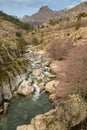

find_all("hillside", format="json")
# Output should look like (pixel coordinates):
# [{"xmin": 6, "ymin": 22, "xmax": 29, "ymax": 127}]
[{"xmin": 0, "ymin": 12, "xmax": 33, "ymax": 113}]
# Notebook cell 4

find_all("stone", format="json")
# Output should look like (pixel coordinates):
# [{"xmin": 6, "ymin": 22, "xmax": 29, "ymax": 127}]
[
  {"xmin": 50, "ymin": 61, "xmax": 58, "ymax": 74},
  {"xmin": 17, "ymin": 80, "xmax": 34, "ymax": 96},
  {"xmin": 2, "ymin": 81, "xmax": 13, "ymax": 101},
  {"xmin": 0, "ymin": 87, "xmax": 3, "ymax": 104},
  {"xmin": 17, "ymin": 125, "xmax": 35, "ymax": 130},
  {"xmin": 3, "ymin": 102, "xmax": 9, "ymax": 114},
  {"xmin": 0, "ymin": 106, "xmax": 3, "ymax": 114},
  {"xmin": 32, "ymin": 69, "xmax": 42, "ymax": 77},
  {"xmin": 45, "ymin": 80, "xmax": 60, "ymax": 94},
  {"xmin": 38, "ymin": 82, "xmax": 45, "ymax": 91},
  {"xmin": 50, "ymin": 60, "xmax": 66, "ymax": 74}
]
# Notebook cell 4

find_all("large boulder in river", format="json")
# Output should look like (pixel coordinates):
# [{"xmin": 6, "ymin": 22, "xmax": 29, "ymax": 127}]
[
  {"xmin": 17, "ymin": 80, "xmax": 34, "ymax": 96},
  {"xmin": 17, "ymin": 95, "xmax": 87, "ymax": 130},
  {"xmin": 45, "ymin": 80, "xmax": 59, "ymax": 94}
]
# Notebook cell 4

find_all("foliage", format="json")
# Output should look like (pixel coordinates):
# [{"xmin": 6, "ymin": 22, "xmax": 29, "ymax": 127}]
[
  {"xmin": 76, "ymin": 12, "xmax": 87, "ymax": 20},
  {"xmin": 75, "ymin": 23, "xmax": 81, "ymax": 30},
  {"xmin": 32, "ymin": 37, "xmax": 39, "ymax": 45},
  {"xmin": 49, "ymin": 19, "xmax": 59, "ymax": 26},
  {"xmin": 56, "ymin": 44, "xmax": 87, "ymax": 99},
  {"xmin": 0, "ymin": 11, "xmax": 33, "ymax": 31},
  {"xmin": 16, "ymin": 32, "xmax": 22, "ymax": 37},
  {"xmin": 17, "ymin": 37, "xmax": 27, "ymax": 53},
  {"xmin": 47, "ymin": 37, "xmax": 73, "ymax": 60}
]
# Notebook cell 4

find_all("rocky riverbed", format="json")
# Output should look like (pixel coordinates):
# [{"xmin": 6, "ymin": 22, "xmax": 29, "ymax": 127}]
[{"xmin": 0, "ymin": 45, "xmax": 87, "ymax": 130}]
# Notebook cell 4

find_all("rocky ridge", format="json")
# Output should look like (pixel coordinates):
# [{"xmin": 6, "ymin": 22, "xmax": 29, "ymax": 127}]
[{"xmin": 22, "ymin": 2, "xmax": 87, "ymax": 25}]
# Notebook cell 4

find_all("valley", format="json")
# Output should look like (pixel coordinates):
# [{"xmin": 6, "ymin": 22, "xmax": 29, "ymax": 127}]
[{"xmin": 0, "ymin": 2, "xmax": 87, "ymax": 130}]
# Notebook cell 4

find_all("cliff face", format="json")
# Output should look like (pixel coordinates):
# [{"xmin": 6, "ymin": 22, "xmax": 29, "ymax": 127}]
[{"xmin": 0, "ymin": 16, "xmax": 30, "ymax": 113}]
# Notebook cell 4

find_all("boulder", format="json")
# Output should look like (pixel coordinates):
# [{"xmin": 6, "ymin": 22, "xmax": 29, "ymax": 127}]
[
  {"xmin": 2, "ymin": 81, "xmax": 13, "ymax": 101},
  {"xmin": 0, "ymin": 87, "xmax": 3, "ymax": 104},
  {"xmin": 45, "ymin": 80, "xmax": 60, "ymax": 94},
  {"xmin": 17, "ymin": 80, "xmax": 34, "ymax": 96},
  {"xmin": 16, "ymin": 95, "xmax": 87, "ymax": 130},
  {"xmin": 3, "ymin": 102, "xmax": 9, "ymax": 114},
  {"xmin": 0, "ymin": 106, "xmax": 3, "ymax": 114},
  {"xmin": 32, "ymin": 69, "xmax": 42, "ymax": 77},
  {"xmin": 50, "ymin": 60, "xmax": 66, "ymax": 74}
]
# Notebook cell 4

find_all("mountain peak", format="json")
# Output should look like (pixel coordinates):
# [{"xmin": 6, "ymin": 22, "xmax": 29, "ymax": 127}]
[{"xmin": 39, "ymin": 6, "xmax": 49, "ymax": 11}]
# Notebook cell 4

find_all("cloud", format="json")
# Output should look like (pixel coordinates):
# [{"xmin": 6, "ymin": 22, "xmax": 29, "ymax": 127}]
[{"xmin": 80, "ymin": 0, "xmax": 87, "ymax": 2}]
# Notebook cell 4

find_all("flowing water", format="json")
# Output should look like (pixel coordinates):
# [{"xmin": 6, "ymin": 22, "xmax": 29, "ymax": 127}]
[{"xmin": 0, "ymin": 47, "xmax": 54, "ymax": 130}]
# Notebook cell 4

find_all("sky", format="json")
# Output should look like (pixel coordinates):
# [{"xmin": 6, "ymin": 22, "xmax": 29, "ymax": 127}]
[{"xmin": 0, "ymin": 0, "xmax": 87, "ymax": 17}]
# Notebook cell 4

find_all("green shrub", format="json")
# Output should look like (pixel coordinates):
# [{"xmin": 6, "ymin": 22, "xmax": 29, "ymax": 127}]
[
  {"xmin": 16, "ymin": 32, "xmax": 22, "ymax": 37},
  {"xmin": 75, "ymin": 23, "xmax": 81, "ymax": 30},
  {"xmin": 0, "ymin": 11, "xmax": 33, "ymax": 31},
  {"xmin": 32, "ymin": 37, "xmax": 39, "ymax": 45},
  {"xmin": 76, "ymin": 12, "xmax": 87, "ymax": 20},
  {"xmin": 17, "ymin": 38, "xmax": 27, "ymax": 53}
]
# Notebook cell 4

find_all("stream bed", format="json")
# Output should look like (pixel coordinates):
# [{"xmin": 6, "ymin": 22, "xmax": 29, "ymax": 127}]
[{"xmin": 0, "ymin": 46, "xmax": 54, "ymax": 130}]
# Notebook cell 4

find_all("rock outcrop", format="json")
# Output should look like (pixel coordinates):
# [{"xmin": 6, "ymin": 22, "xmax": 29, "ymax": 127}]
[{"xmin": 17, "ymin": 80, "xmax": 34, "ymax": 96}]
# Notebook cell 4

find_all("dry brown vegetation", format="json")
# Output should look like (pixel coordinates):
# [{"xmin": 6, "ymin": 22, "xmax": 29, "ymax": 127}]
[
  {"xmin": 47, "ymin": 37, "xmax": 74, "ymax": 60},
  {"xmin": 55, "ymin": 44, "xmax": 87, "ymax": 99}
]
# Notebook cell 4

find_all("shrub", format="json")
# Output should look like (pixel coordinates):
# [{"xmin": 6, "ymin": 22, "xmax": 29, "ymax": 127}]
[
  {"xmin": 16, "ymin": 32, "xmax": 22, "ymax": 37},
  {"xmin": 77, "ymin": 12, "xmax": 87, "ymax": 20},
  {"xmin": 17, "ymin": 37, "xmax": 27, "ymax": 53},
  {"xmin": 32, "ymin": 37, "xmax": 39, "ymax": 45},
  {"xmin": 56, "ymin": 44, "xmax": 87, "ymax": 99},
  {"xmin": 75, "ymin": 23, "xmax": 81, "ymax": 30},
  {"xmin": 47, "ymin": 37, "xmax": 73, "ymax": 60}
]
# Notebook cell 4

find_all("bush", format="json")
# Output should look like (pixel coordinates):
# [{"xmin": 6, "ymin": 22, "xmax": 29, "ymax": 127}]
[
  {"xmin": 47, "ymin": 37, "xmax": 73, "ymax": 60},
  {"xmin": 56, "ymin": 44, "xmax": 87, "ymax": 99},
  {"xmin": 17, "ymin": 37, "xmax": 27, "ymax": 53},
  {"xmin": 16, "ymin": 32, "xmax": 22, "ymax": 37},
  {"xmin": 32, "ymin": 37, "xmax": 39, "ymax": 45},
  {"xmin": 75, "ymin": 23, "xmax": 81, "ymax": 30},
  {"xmin": 77, "ymin": 12, "xmax": 87, "ymax": 20}
]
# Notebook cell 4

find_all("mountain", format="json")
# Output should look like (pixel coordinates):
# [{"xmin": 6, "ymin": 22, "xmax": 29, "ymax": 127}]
[
  {"xmin": 22, "ymin": 6, "xmax": 57, "ymax": 25},
  {"xmin": 22, "ymin": 2, "xmax": 87, "ymax": 25},
  {"xmin": 56, "ymin": 2, "xmax": 87, "ymax": 19}
]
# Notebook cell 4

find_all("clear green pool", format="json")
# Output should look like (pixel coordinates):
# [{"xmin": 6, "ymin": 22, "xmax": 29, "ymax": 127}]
[{"xmin": 0, "ymin": 92, "xmax": 53, "ymax": 130}]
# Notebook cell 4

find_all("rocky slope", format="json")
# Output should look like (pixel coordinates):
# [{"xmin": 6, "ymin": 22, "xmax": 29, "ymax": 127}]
[
  {"xmin": 0, "ymin": 13, "xmax": 33, "ymax": 113},
  {"xmin": 22, "ymin": 2, "xmax": 87, "ymax": 26}
]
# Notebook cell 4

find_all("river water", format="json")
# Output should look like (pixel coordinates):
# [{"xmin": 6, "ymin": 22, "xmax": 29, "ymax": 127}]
[
  {"xmin": 0, "ymin": 91, "xmax": 53, "ymax": 130},
  {"xmin": 0, "ymin": 47, "xmax": 54, "ymax": 130}
]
